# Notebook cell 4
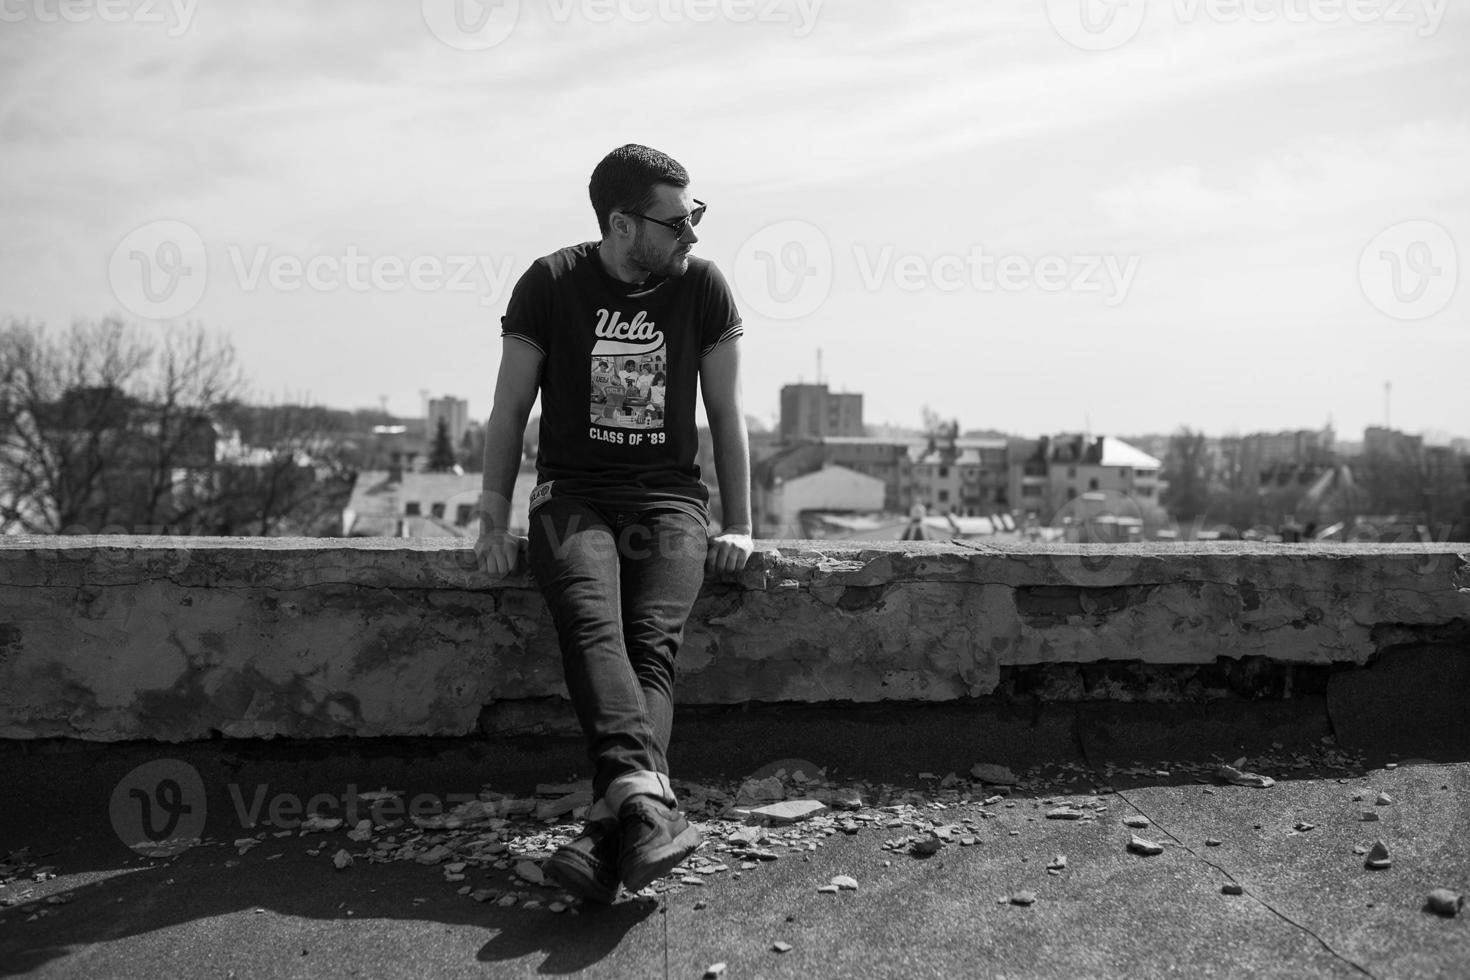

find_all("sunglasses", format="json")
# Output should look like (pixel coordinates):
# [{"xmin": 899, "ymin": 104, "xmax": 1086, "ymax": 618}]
[{"xmin": 627, "ymin": 199, "xmax": 706, "ymax": 237}]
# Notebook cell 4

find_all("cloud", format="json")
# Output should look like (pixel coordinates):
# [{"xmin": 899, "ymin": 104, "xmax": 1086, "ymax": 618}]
[{"xmin": 1091, "ymin": 119, "xmax": 1470, "ymax": 236}]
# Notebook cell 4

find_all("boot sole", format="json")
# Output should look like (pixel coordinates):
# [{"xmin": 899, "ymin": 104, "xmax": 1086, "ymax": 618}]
[{"xmin": 620, "ymin": 823, "xmax": 701, "ymax": 892}]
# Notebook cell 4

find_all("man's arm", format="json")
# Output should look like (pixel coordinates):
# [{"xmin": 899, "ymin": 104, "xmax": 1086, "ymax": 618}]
[
  {"xmin": 475, "ymin": 336, "xmax": 543, "ymax": 578},
  {"xmin": 699, "ymin": 337, "xmax": 753, "ymax": 574}
]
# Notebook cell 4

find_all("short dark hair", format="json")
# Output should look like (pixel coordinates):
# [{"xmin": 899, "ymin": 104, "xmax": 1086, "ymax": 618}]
[{"xmin": 589, "ymin": 144, "xmax": 689, "ymax": 236}]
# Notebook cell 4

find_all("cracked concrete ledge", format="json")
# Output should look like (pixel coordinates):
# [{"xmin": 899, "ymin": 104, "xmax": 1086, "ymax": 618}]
[{"xmin": 0, "ymin": 536, "xmax": 1466, "ymax": 742}]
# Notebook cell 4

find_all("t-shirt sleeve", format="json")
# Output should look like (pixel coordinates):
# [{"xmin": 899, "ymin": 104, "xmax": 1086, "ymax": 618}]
[
  {"xmin": 500, "ymin": 259, "xmax": 553, "ymax": 355},
  {"xmin": 698, "ymin": 262, "xmax": 744, "ymax": 359}
]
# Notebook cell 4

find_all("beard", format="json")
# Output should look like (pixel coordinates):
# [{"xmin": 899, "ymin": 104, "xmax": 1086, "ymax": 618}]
[{"xmin": 629, "ymin": 228, "xmax": 691, "ymax": 279}]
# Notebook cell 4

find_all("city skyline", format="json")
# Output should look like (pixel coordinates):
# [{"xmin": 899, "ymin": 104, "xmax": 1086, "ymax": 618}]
[{"xmin": 2, "ymin": 2, "xmax": 1464, "ymax": 439}]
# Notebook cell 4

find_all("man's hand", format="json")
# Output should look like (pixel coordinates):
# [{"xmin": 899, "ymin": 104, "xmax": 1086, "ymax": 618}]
[
  {"xmin": 475, "ymin": 529, "xmax": 526, "ymax": 579},
  {"xmin": 706, "ymin": 530, "xmax": 753, "ymax": 575}
]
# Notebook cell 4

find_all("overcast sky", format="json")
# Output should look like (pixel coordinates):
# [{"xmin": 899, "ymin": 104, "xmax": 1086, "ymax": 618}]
[{"xmin": 2, "ymin": 0, "xmax": 1465, "ymax": 440}]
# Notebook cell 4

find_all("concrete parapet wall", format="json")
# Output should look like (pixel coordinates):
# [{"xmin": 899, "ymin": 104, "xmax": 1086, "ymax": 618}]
[{"xmin": 0, "ymin": 537, "xmax": 1466, "ymax": 742}]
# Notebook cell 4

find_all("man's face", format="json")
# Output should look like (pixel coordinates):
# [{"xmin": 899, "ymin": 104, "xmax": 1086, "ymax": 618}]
[{"xmin": 628, "ymin": 183, "xmax": 698, "ymax": 279}]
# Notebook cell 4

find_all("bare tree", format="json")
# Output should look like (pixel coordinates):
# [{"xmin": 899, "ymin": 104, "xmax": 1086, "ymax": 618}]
[{"xmin": 1, "ymin": 317, "xmax": 351, "ymax": 536}]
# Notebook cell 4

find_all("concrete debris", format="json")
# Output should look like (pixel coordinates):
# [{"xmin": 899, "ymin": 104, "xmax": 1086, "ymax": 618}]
[
  {"xmin": 970, "ymin": 764, "xmax": 1019, "ymax": 785},
  {"xmin": 772, "ymin": 940, "xmax": 793, "ymax": 953},
  {"xmin": 735, "ymin": 777, "xmax": 785, "ymax": 807},
  {"xmin": 831, "ymin": 875, "xmax": 858, "ymax": 890},
  {"xmin": 1128, "ymin": 835, "xmax": 1164, "ymax": 856},
  {"xmin": 299, "ymin": 815, "xmax": 342, "ymax": 835},
  {"xmin": 1216, "ymin": 765, "xmax": 1275, "ymax": 788},
  {"xmin": 1364, "ymin": 841, "xmax": 1391, "ymax": 870},
  {"xmin": 746, "ymin": 800, "xmax": 828, "ymax": 825},
  {"xmin": 1426, "ymin": 889, "xmax": 1463, "ymax": 916}
]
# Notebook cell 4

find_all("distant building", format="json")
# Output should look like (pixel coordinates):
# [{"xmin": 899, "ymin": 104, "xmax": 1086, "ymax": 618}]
[
  {"xmin": 907, "ymin": 432, "xmax": 1009, "ymax": 517},
  {"xmin": 818, "ymin": 437, "xmax": 913, "ymax": 511},
  {"xmin": 754, "ymin": 462, "xmax": 885, "ymax": 538},
  {"xmin": 1010, "ymin": 434, "xmax": 1162, "ymax": 520},
  {"xmin": 428, "ymin": 396, "xmax": 470, "ymax": 449},
  {"xmin": 1219, "ymin": 426, "xmax": 1335, "ymax": 488},
  {"xmin": 343, "ymin": 465, "xmax": 535, "ymax": 538},
  {"xmin": 1363, "ymin": 426, "xmax": 1423, "ymax": 459},
  {"xmin": 779, "ymin": 384, "xmax": 863, "ymax": 441}
]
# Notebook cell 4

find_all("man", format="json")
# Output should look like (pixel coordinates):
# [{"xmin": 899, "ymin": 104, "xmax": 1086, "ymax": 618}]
[{"xmin": 475, "ymin": 144, "xmax": 753, "ymax": 904}]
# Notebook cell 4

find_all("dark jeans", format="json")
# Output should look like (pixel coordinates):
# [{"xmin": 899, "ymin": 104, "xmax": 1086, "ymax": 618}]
[{"xmin": 526, "ymin": 496, "xmax": 708, "ymax": 802}]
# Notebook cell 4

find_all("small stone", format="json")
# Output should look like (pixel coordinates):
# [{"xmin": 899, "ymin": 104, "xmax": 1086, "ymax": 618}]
[
  {"xmin": 1294, "ymin": 822, "xmax": 1315, "ymax": 833},
  {"xmin": 1426, "ymin": 889, "xmax": 1463, "ymax": 916},
  {"xmin": 1205, "ymin": 838, "xmax": 1222, "ymax": 847},
  {"xmin": 496, "ymin": 895, "xmax": 518, "ymax": 907},
  {"xmin": 1046, "ymin": 855, "xmax": 1067, "ymax": 872},
  {"xmin": 332, "ymin": 849, "xmax": 353, "ymax": 870},
  {"xmin": 1128, "ymin": 835, "xmax": 1164, "ymax": 856},
  {"xmin": 694, "ymin": 900, "xmax": 708, "ymax": 910},
  {"xmin": 1352, "ymin": 845, "xmax": 1369, "ymax": 855},
  {"xmin": 1375, "ymin": 792, "xmax": 1394, "ymax": 806},
  {"xmin": 817, "ymin": 884, "xmax": 839, "ymax": 894},
  {"xmin": 772, "ymin": 941, "xmax": 793, "ymax": 953},
  {"xmin": 1361, "ymin": 811, "xmax": 1380, "ymax": 822},
  {"xmin": 1123, "ymin": 816, "xmax": 1149, "ymax": 829},
  {"xmin": 910, "ymin": 836, "xmax": 942, "ymax": 857},
  {"xmin": 1364, "ymin": 840, "xmax": 1391, "ymax": 870},
  {"xmin": 959, "ymin": 836, "xmax": 977, "ymax": 846},
  {"xmin": 1010, "ymin": 890, "xmax": 1036, "ymax": 906},
  {"xmin": 515, "ymin": 861, "xmax": 546, "ymax": 886},
  {"xmin": 548, "ymin": 901, "xmax": 568, "ymax": 913},
  {"xmin": 681, "ymin": 876, "xmax": 705, "ymax": 886},
  {"xmin": 704, "ymin": 963, "xmax": 727, "ymax": 979},
  {"xmin": 1222, "ymin": 882, "xmax": 1244, "ymax": 895},
  {"xmin": 1045, "ymin": 807, "xmax": 1084, "ymax": 820},
  {"xmin": 831, "ymin": 875, "xmax": 859, "ymax": 891}
]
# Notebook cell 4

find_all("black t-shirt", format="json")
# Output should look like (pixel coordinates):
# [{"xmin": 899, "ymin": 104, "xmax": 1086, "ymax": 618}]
[{"xmin": 500, "ymin": 241, "xmax": 743, "ymax": 519}]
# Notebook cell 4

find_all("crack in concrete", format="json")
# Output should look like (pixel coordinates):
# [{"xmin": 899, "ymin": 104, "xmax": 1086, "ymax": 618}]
[{"xmin": 1075, "ymin": 723, "xmax": 1380, "ymax": 980}]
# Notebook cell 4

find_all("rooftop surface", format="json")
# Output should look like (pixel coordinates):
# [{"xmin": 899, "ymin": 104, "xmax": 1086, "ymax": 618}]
[{"xmin": 2, "ymin": 700, "xmax": 1466, "ymax": 979}]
